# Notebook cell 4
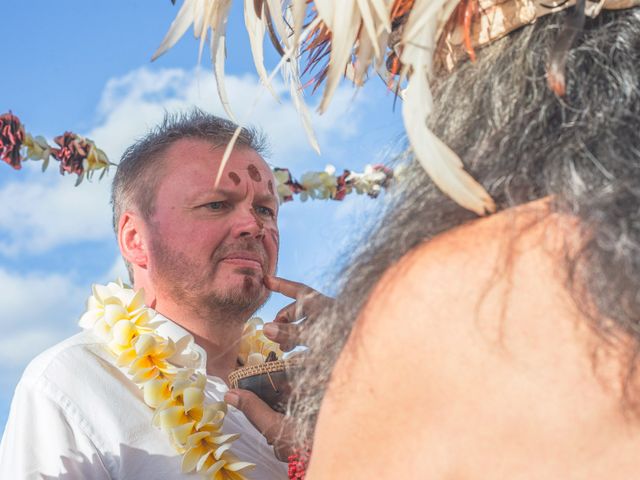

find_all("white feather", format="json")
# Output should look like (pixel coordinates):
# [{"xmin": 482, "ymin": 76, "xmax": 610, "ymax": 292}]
[
  {"xmin": 290, "ymin": 0, "xmax": 307, "ymax": 48},
  {"xmin": 284, "ymin": 6, "xmax": 321, "ymax": 153},
  {"xmin": 215, "ymin": 126, "xmax": 242, "ymax": 188},
  {"xmin": 356, "ymin": 0, "xmax": 380, "ymax": 57},
  {"xmin": 353, "ymin": 0, "xmax": 392, "ymax": 83},
  {"xmin": 152, "ymin": 0, "xmax": 198, "ymax": 61},
  {"xmin": 244, "ymin": 0, "xmax": 280, "ymax": 101},
  {"xmin": 285, "ymin": 62, "xmax": 321, "ymax": 154},
  {"xmin": 400, "ymin": 0, "xmax": 448, "ymax": 48},
  {"xmin": 313, "ymin": 0, "xmax": 335, "ymax": 30},
  {"xmin": 402, "ymin": 64, "xmax": 495, "ymax": 215},
  {"xmin": 192, "ymin": 0, "xmax": 207, "ymax": 37},
  {"xmin": 318, "ymin": 0, "xmax": 361, "ymax": 113},
  {"xmin": 210, "ymin": 0, "xmax": 237, "ymax": 121},
  {"xmin": 265, "ymin": 0, "xmax": 290, "ymax": 48},
  {"xmin": 353, "ymin": 29, "xmax": 375, "ymax": 85},
  {"xmin": 395, "ymin": 0, "xmax": 494, "ymax": 214},
  {"xmin": 197, "ymin": 0, "xmax": 215, "ymax": 64},
  {"xmin": 369, "ymin": 0, "xmax": 392, "ymax": 32}
]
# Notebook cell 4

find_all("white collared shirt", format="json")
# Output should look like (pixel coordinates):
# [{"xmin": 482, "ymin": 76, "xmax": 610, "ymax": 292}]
[{"xmin": 0, "ymin": 315, "xmax": 288, "ymax": 479}]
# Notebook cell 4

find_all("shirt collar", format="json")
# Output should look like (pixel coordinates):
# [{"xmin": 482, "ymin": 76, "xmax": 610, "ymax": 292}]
[{"xmin": 153, "ymin": 313, "xmax": 208, "ymax": 374}]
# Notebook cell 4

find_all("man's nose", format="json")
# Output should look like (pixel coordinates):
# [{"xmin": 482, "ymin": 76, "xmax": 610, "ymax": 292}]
[{"xmin": 232, "ymin": 208, "xmax": 265, "ymax": 239}]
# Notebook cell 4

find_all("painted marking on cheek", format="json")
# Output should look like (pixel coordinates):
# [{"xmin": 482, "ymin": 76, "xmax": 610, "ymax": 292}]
[
  {"xmin": 228, "ymin": 171, "xmax": 241, "ymax": 185},
  {"xmin": 267, "ymin": 180, "xmax": 274, "ymax": 195},
  {"xmin": 249, "ymin": 208, "xmax": 265, "ymax": 230},
  {"xmin": 269, "ymin": 229, "xmax": 279, "ymax": 244},
  {"xmin": 247, "ymin": 164, "xmax": 262, "ymax": 182}
]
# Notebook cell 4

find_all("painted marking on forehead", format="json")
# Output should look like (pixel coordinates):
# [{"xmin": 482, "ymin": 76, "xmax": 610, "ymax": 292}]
[
  {"xmin": 228, "ymin": 171, "xmax": 241, "ymax": 185},
  {"xmin": 247, "ymin": 164, "xmax": 262, "ymax": 182},
  {"xmin": 267, "ymin": 180, "xmax": 274, "ymax": 195}
]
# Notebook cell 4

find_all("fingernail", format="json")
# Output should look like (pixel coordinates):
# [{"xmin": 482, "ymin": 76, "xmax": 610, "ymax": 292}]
[
  {"xmin": 263, "ymin": 323, "xmax": 278, "ymax": 338},
  {"xmin": 225, "ymin": 391, "xmax": 239, "ymax": 408}
]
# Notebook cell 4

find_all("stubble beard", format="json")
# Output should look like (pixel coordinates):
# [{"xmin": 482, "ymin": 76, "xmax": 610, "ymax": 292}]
[{"xmin": 149, "ymin": 236, "xmax": 268, "ymax": 323}]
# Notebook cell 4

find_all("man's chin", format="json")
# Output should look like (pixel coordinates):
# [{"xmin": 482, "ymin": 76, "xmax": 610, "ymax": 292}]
[
  {"xmin": 216, "ymin": 264, "xmax": 264, "ymax": 282},
  {"xmin": 206, "ymin": 273, "xmax": 267, "ymax": 312},
  {"xmin": 228, "ymin": 269, "xmax": 263, "ymax": 288},
  {"xmin": 235, "ymin": 267, "xmax": 264, "ymax": 278}
]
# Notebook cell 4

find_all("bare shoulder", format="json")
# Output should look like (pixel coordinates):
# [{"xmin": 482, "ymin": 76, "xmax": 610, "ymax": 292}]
[
  {"xmin": 352, "ymin": 199, "xmax": 573, "ymax": 362},
  {"xmin": 307, "ymin": 202, "xmax": 635, "ymax": 479},
  {"xmin": 325, "ymin": 199, "xmax": 578, "ymax": 393}
]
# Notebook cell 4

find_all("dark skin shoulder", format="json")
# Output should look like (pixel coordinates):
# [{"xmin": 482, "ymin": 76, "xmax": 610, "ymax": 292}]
[{"xmin": 308, "ymin": 199, "xmax": 640, "ymax": 479}]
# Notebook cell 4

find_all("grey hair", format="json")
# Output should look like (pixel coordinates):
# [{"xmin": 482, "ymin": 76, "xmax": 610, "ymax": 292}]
[
  {"xmin": 289, "ymin": 9, "xmax": 640, "ymax": 445},
  {"xmin": 111, "ymin": 109, "xmax": 268, "ymax": 280}
]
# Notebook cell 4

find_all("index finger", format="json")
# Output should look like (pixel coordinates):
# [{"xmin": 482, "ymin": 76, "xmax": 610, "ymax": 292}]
[
  {"xmin": 264, "ymin": 275, "xmax": 314, "ymax": 299},
  {"xmin": 225, "ymin": 389, "xmax": 283, "ymax": 439}
]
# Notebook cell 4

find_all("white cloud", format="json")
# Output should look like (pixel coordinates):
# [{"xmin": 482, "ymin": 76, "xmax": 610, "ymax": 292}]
[
  {"xmin": 0, "ymin": 174, "xmax": 113, "ymax": 255},
  {"xmin": 0, "ymin": 268, "xmax": 87, "ymax": 367},
  {"xmin": 0, "ymin": 330, "xmax": 64, "ymax": 367},
  {"xmin": 0, "ymin": 269, "xmax": 86, "ymax": 331},
  {"xmin": 89, "ymin": 66, "xmax": 365, "ymax": 164}
]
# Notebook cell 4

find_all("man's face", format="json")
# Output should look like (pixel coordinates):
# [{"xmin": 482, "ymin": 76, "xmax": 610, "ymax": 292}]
[{"xmin": 146, "ymin": 138, "xmax": 279, "ymax": 318}]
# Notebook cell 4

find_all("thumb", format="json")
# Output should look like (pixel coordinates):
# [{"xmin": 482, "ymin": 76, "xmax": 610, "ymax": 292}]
[{"xmin": 225, "ymin": 389, "xmax": 284, "ymax": 443}]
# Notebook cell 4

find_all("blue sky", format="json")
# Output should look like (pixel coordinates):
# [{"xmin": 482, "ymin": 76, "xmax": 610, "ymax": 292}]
[{"xmin": 0, "ymin": 1, "xmax": 405, "ymax": 432}]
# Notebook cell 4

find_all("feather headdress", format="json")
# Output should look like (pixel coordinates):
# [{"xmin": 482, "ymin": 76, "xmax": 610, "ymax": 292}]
[{"xmin": 153, "ymin": 0, "xmax": 639, "ymax": 215}]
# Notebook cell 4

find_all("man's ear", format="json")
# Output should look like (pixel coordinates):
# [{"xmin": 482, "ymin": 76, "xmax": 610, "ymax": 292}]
[{"xmin": 118, "ymin": 212, "xmax": 149, "ymax": 270}]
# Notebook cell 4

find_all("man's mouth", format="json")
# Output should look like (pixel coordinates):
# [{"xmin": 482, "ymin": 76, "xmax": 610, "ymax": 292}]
[{"xmin": 221, "ymin": 252, "xmax": 264, "ymax": 271}]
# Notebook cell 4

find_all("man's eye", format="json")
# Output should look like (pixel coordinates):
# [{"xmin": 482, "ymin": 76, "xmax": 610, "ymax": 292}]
[
  {"xmin": 255, "ymin": 206, "xmax": 275, "ymax": 218},
  {"xmin": 204, "ymin": 201, "xmax": 226, "ymax": 211}
]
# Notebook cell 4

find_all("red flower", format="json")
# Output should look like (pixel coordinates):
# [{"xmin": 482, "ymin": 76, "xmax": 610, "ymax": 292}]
[
  {"xmin": 51, "ymin": 132, "xmax": 88, "ymax": 176},
  {"xmin": 372, "ymin": 164, "xmax": 393, "ymax": 188},
  {"xmin": 0, "ymin": 112, "xmax": 25, "ymax": 170},
  {"xmin": 274, "ymin": 167, "xmax": 305, "ymax": 203},
  {"xmin": 333, "ymin": 169, "xmax": 351, "ymax": 201},
  {"xmin": 288, "ymin": 447, "xmax": 311, "ymax": 479}
]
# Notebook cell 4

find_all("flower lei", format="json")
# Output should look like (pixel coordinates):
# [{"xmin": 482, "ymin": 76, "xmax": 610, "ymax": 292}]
[
  {"xmin": 2, "ymin": 110, "xmax": 401, "ymax": 202},
  {"xmin": 274, "ymin": 163, "xmax": 405, "ymax": 203},
  {"xmin": 78, "ymin": 280, "xmax": 282, "ymax": 480},
  {"xmin": 0, "ymin": 112, "xmax": 111, "ymax": 185}
]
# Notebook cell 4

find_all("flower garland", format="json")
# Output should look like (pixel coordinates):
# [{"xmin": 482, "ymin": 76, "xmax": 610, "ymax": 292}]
[
  {"xmin": 78, "ymin": 280, "xmax": 282, "ymax": 480},
  {"xmin": 238, "ymin": 317, "xmax": 283, "ymax": 366},
  {"xmin": 0, "ymin": 112, "xmax": 111, "ymax": 185},
  {"xmin": 2, "ymin": 110, "xmax": 400, "ymax": 202},
  {"xmin": 274, "ymin": 163, "xmax": 404, "ymax": 203}
]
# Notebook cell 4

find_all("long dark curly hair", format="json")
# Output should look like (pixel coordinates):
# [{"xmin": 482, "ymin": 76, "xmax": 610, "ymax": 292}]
[{"xmin": 289, "ymin": 8, "xmax": 640, "ymax": 445}]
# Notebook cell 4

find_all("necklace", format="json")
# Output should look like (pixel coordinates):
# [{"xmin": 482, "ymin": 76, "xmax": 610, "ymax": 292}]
[{"xmin": 79, "ymin": 280, "xmax": 281, "ymax": 480}]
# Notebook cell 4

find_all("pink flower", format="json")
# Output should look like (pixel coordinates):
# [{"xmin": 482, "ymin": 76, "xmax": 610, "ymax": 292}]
[
  {"xmin": 273, "ymin": 168, "xmax": 305, "ymax": 203},
  {"xmin": 333, "ymin": 170, "xmax": 351, "ymax": 201},
  {"xmin": 51, "ymin": 132, "xmax": 88, "ymax": 176},
  {"xmin": 0, "ymin": 112, "xmax": 25, "ymax": 170},
  {"xmin": 287, "ymin": 447, "xmax": 311, "ymax": 479}
]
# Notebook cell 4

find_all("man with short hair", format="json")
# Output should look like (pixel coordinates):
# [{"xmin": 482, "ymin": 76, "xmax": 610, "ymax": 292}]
[{"xmin": 0, "ymin": 110, "xmax": 318, "ymax": 479}]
